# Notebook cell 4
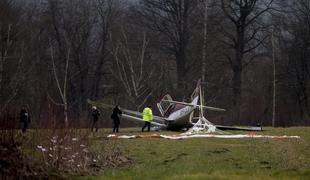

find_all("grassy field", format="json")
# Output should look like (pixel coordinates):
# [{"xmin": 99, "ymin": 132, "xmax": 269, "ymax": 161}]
[{"xmin": 80, "ymin": 127, "xmax": 310, "ymax": 180}]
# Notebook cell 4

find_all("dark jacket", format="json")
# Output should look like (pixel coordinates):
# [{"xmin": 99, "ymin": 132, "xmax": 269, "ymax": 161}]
[
  {"xmin": 20, "ymin": 109, "xmax": 30, "ymax": 123},
  {"xmin": 92, "ymin": 109, "xmax": 100, "ymax": 121},
  {"xmin": 111, "ymin": 107, "xmax": 122, "ymax": 124}
]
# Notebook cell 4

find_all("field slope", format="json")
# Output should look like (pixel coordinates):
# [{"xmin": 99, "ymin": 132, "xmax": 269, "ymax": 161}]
[{"xmin": 81, "ymin": 127, "xmax": 310, "ymax": 180}]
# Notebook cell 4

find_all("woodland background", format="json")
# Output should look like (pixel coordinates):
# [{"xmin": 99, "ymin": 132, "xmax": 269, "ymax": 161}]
[{"xmin": 0, "ymin": 0, "xmax": 309, "ymax": 128}]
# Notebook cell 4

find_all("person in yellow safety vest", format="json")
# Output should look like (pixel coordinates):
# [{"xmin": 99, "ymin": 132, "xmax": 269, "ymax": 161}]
[{"xmin": 142, "ymin": 105, "xmax": 153, "ymax": 132}]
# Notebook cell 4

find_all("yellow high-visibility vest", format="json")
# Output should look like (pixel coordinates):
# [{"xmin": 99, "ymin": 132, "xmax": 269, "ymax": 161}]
[{"xmin": 143, "ymin": 107, "xmax": 153, "ymax": 122}]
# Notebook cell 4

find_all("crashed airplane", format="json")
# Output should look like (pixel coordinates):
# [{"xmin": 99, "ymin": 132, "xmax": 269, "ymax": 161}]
[
  {"xmin": 89, "ymin": 79, "xmax": 262, "ymax": 132},
  {"xmin": 118, "ymin": 80, "xmax": 262, "ymax": 131}
]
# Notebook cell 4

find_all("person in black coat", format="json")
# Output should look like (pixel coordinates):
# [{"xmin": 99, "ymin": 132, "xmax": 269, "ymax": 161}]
[
  {"xmin": 91, "ymin": 106, "xmax": 100, "ymax": 132},
  {"xmin": 111, "ymin": 105, "xmax": 122, "ymax": 133},
  {"xmin": 20, "ymin": 105, "xmax": 30, "ymax": 133}
]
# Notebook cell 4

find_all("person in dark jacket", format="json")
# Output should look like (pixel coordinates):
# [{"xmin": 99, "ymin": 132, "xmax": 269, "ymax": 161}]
[
  {"xmin": 111, "ymin": 105, "xmax": 122, "ymax": 133},
  {"xmin": 20, "ymin": 105, "xmax": 30, "ymax": 133},
  {"xmin": 91, "ymin": 106, "xmax": 100, "ymax": 132}
]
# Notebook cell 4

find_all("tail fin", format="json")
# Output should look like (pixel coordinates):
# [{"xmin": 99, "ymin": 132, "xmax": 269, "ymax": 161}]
[{"xmin": 191, "ymin": 79, "xmax": 201, "ymax": 100}]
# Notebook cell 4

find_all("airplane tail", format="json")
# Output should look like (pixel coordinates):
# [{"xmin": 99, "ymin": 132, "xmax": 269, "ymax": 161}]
[
  {"xmin": 191, "ymin": 79, "xmax": 201, "ymax": 101},
  {"xmin": 157, "ymin": 79, "xmax": 202, "ymax": 117}
]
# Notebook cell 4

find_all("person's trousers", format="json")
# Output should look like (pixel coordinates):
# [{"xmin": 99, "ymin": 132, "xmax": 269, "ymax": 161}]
[
  {"xmin": 142, "ymin": 121, "xmax": 151, "ymax": 132},
  {"xmin": 91, "ymin": 120, "xmax": 99, "ymax": 132},
  {"xmin": 21, "ymin": 121, "xmax": 28, "ymax": 133},
  {"xmin": 113, "ymin": 124, "xmax": 119, "ymax": 133}
]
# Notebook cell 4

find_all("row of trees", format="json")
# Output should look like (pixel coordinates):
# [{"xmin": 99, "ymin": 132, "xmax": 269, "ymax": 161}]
[{"xmin": 0, "ymin": 0, "xmax": 309, "ymax": 128}]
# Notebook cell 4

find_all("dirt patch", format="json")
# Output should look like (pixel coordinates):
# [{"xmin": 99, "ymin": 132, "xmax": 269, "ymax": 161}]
[
  {"xmin": 260, "ymin": 161, "xmax": 272, "ymax": 169},
  {"xmin": 208, "ymin": 148, "xmax": 230, "ymax": 154},
  {"xmin": 162, "ymin": 153, "xmax": 188, "ymax": 165}
]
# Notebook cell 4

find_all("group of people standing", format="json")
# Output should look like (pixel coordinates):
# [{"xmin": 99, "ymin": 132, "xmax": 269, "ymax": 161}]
[
  {"xmin": 19, "ymin": 104, "xmax": 154, "ymax": 133},
  {"xmin": 91, "ymin": 105, "xmax": 123, "ymax": 133},
  {"xmin": 91, "ymin": 105, "xmax": 153, "ymax": 133}
]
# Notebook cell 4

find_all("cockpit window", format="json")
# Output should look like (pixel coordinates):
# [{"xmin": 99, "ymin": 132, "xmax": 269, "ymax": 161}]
[{"xmin": 158, "ymin": 94, "xmax": 175, "ymax": 117}]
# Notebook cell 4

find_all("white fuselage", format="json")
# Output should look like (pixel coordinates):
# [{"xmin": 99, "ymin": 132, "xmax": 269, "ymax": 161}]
[{"xmin": 166, "ymin": 96, "xmax": 199, "ymax": 129}]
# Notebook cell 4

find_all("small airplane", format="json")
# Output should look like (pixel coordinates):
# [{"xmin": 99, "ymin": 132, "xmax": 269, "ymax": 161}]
[{"xmin": 89, "ymin": 80, "xmax": 262, "ymax": 131}]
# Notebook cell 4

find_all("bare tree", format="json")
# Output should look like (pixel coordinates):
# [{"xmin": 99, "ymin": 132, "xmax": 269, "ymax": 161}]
[
  {"xmin": 109, "ymin": 30, "xmax": 163, "ymax": 110},
  {"xmin": 45, "ymin": 0, "xmax": 96, "ymax": 113},
  {"xmin": 49, "ymin": 39, "xmax": 70, "ymax": 128},
  {"xmin": 91, "ymin": 0, "xmax": 121, "ymax": 98},
  {"xmin": 220, "ymin": 0, "xmax": 274, "ymax": 122},
  {"xmin": 0, "ymin": 0, "xmax": 30, "ymax": 115},
  {"xmin": 64, "ymin": 0, "xmax": 96, "ymax": 111},
  {"xmin": 279, "ymin": 0, "xmax": 310, "ymax": 121},
  {"xmin": 133, "ymin": 0, "xmax": 200, "ymax": 92}
]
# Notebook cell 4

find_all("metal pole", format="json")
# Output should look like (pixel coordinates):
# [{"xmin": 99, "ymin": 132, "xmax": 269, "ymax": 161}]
[
  {"xmin": 272, "ymin": 28, "xmax": 276, "ymax": 127},
  {"xmin": 201, "ymin": 0, "xmax": 208, "ymax": 98}
]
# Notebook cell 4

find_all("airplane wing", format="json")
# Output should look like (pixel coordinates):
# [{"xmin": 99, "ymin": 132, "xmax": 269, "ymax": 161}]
[
  {"xmin": 215, "ymin": 125, "xmax": 262, "ymax": 131},
  {"xmin": 121, "ymin": 114, "xmax": 167, "ymax": 127},
  {"xmin": 162, "ymin": 100, "xmax": 226, "ymax": 112},
  {"xmin": 121, "ymin": 109, "xmax": 166, "ymax": 123}
]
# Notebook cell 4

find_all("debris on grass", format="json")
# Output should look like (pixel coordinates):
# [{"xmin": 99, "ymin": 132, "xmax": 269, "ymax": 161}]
[{"xmin": 107, "ymin": 133, "xmax": 300, "ymax": 140}]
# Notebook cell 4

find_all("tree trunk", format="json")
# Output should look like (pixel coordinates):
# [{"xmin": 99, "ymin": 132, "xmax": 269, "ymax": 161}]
[
  {"xmin": 232, "ymin": 26, "xmax": 245, "ymax": 123},
  {"xmin": 64, "ymin": 102, "xmax": 68, "ymax": 128},
  {"xmin": 301, "ymin": 83, "xmax": 310, "ymax": 122},
  {"xmin": 232, "ymin": 65, "xmax": 242, "ymax": 123},
  {"xmin": 0, "ymin": 56, "xmax": 3, "ymax": 93},
  {"xmin": 297, "ymin": 94, "xmax": 304, "ymax": 122},
  {"xmin": 92, "ymin": 34, "xmax": 107, "ymax": 98},
  {"xmin": 304, "ymin": 93, "xmax": 310, "ymax": 122},
  {"xmin": 92, "ymin": 64, "xmax": 103, "ymax": 98},
  {"xmin": 80, "ymin": 70, "xmax": 88, "ymax": 111},
  {"xmin": 176, "ymin": 49, "xmax": 186, "ymax": 94},
  {"xmin": 92, "ymin": 69, "xmax": 102, "ymax": 98}
]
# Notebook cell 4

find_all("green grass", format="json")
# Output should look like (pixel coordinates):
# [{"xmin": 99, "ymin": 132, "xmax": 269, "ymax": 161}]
[{"xmin": 79, "ymin": 127, "xmax": 310, "ymax": 180}]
